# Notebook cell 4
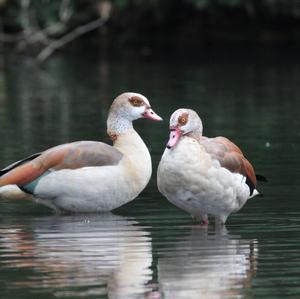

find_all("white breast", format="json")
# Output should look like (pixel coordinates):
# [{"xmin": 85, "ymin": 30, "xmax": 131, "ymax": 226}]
[
  {"xmin": 157, "ymin": 137, "xmax": 250, "ymax": 222},
  {"xmin": 34, "ymin": 130, "xmax": 152, "ymax": 213}
]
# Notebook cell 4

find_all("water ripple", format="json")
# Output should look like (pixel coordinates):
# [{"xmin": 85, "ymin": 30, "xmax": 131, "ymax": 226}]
[{"xmin": 0, "ymin": 214, "xmax": 154, "ymax": 299}]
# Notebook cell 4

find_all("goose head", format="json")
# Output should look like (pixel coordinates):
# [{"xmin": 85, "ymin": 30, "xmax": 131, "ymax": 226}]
[
  {"xmin": 167, "ymin": 108, "xmax": 203, "ymax": 149},
  {"xmin": 107, "ymin": 92, "xmax": 162, "ymax": 138}
]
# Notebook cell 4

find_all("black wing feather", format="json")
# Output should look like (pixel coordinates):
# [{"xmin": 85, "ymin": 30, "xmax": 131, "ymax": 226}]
[
  {"xmin": 246, "ymin": 176, "xmax": 255, "ymax": 196},
  {"xmin": 256, "ymin": 174, "xmax": 268, "ymax": 182},
  {"xmin": 0, "ymin": 153, "xmax": 41, "ymax": 176}
]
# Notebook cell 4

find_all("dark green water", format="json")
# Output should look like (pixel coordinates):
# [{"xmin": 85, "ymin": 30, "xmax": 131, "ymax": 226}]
[{"xmin": 0, "ymin": 48, "xmax": 300, "ymax": 298}]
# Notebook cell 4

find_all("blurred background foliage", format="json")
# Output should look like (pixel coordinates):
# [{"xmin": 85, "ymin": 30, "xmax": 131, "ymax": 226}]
[{"xmin": 0, "ymin": 0, "xmax": 300, "ymax": 60}]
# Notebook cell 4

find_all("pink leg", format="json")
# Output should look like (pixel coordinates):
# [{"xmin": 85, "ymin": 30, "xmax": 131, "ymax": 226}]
[
  {"xmin": 189, "ymin": 214, "xmax": 209, "ymax": 227},
  {"xmin": 200, "ymin": 215, "xmax": 209, "ymax": 225}
]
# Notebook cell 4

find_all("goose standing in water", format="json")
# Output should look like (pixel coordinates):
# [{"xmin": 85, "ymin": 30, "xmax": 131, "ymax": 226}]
[
  {"xmin": 157, "ymin": 108, "xmax": 264, "ymax": 225},
  {"xmin": 0, "ymin": 92, "xmax": 162, "ymax": 212}
]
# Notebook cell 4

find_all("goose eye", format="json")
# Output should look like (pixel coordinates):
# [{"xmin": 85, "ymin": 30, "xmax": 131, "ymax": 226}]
[
  {"xmin": 178, "ymin": 113, "xmax": 188, "ymax": 125},
  {"xmin": 129, "ymin": 96, "xmax": 144, "ymax": 107}
]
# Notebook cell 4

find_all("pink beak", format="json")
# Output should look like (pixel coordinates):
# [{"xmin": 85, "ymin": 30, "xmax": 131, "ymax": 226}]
[
  {"xmin": 143, "ymin": 108, "xmax": 163, "ymax": 122},
  {"xmin": 167, "ymin": 127, "xmax": 182, "ymax": 149}
]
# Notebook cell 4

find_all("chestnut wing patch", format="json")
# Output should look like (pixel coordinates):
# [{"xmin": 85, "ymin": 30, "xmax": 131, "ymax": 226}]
[
  {"xmin": 0, "ymin": 141, "xmax": 123, "ymax": 187},
  {"xmin": 0, "ymin": 153, "xmax": 41, "ymax": 176},
  {"xmin": 35, "ymin": 141, "xmax": 123, "ymax": 170},
  {"xmin": 200, "ymin": 137, "xmax": 257, "ymax": 194}
]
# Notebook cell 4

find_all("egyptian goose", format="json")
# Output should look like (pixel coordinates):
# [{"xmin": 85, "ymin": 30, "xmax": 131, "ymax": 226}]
[
  {"xmin": 157, "ymin": 108, "xmax": 264, "ymax": 225},
  {"xmin": 0, "ymin": 92, "xmax": 162, "ymax": 212}
]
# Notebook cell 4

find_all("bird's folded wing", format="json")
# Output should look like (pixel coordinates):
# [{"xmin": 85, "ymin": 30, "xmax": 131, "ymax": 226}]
[
  {"xmin": 0, "ymin": 141, "xmax": 123, "ymax": 186},
  {"xmin": 200, "ymin": 136, "xmax": 256, "ymax": 192}
]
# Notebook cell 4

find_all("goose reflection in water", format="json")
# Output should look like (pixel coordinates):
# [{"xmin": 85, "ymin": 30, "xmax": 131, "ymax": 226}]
[
  {"xmin": 0, "ymin": 214, "xmax": 154, "ymax": 299},
  {"xmin": 157, "ymin": 226, "xmax": 257, "ymax": 299}
]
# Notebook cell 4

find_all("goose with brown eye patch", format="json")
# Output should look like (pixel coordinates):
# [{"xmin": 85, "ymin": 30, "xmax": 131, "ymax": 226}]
[
  {"xmin": 0, "ymin": 92, "xmax": 163, "ymax": 213},
  {"xmin": 157, "ymin": 108, "xmax": 265, "ymax": 226}
]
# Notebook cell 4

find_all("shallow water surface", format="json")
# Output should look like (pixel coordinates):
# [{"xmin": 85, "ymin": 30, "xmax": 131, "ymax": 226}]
[{"xmin": 0, "ymin": 49, "xmax": 300, "ymax": 298}]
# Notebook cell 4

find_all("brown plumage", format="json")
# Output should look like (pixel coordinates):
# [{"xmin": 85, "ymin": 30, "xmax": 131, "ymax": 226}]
[
  {"xmin": 200, "ymin": 136, "xmax": 257, "ymax": 192},
  {"xmin": 0, "ymin": 92, "xmax": 163, "ymax": 213},
  {"xmin": 158, "ymin": 108, "xmax": 264, "ymax": 225},
  {"xmin": 0, "ymin": 141, "xmax": 123, "ymax": 187}
]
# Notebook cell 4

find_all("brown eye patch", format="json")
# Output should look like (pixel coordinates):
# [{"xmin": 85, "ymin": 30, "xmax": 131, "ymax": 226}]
[
  {"xmin": 178, "ymin": 113, "xmax": 189, "ymax": 126},
  {"xmin": 129, "ymin": 96, "xmax": 144, "ymax": 107}
]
